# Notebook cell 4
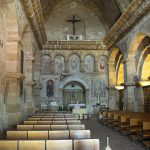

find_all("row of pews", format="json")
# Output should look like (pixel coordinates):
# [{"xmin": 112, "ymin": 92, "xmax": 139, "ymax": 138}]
[
  {"xmin": 99, "ymin": 110, "xmax": 150, "ymax": 149},
  {"xmin": 0, "ymin": 111, "xmax": 99, "ymax": 150}
]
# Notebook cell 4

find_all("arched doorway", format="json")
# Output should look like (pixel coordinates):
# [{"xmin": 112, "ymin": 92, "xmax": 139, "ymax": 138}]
[{"xmin": 63, "ymin": 81, "xmax": 86, "ymax": 105}]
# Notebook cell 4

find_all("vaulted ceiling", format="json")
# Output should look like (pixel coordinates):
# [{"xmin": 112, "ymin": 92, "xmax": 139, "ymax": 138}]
[{"xmin": 40, "ymin": 0, "xmax": 132, "ymax": 30}]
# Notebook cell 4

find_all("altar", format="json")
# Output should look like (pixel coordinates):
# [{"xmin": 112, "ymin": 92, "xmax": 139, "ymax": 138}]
[{"xmin": 68, "ymin": 103, "xmax": 86, "ymax": 109}]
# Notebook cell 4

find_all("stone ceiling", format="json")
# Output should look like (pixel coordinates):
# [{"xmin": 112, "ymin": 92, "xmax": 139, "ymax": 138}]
[{"xmin": 40, "ymin": 0, "xmax": 132, "ymax": 30}]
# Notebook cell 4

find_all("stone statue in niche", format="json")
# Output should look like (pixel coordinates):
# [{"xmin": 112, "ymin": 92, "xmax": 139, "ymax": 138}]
[
  {"xmin": 41, "ymin": 55, "xmax": 50, "ymax": 74},
  {"xmin": 99, "ymin": 56, "xmax": 107, "ymax": 72},
  {"xmin": 69, "ymin": 54, "xmax": 80, "ymax": 73},
  {"xmin": 46, "ymin": 80, "xmax": 54, "ymax": 98},
  {"xmin": 84, "ymin": 55, "xmax": 94, "ymax": 73},
  {"xmin": 55, "ymin": 55, "xmax": 65, "ymax": 74}
]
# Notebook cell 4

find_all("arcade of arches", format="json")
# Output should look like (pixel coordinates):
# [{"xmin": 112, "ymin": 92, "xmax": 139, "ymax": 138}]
[{"xmin": 0, "ymin": 0, "xmax": 150, "ymax": 134}]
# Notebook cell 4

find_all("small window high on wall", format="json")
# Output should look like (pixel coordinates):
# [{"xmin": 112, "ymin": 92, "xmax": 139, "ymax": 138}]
[{"xmin": 20, "ymin": 50, "xmax": 24, "ymax": 96}]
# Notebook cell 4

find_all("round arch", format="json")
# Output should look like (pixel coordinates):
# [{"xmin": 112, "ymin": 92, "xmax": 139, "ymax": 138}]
[{"xmin": 59, "ymin": 76, "xmax": 90, "ymax": 107}]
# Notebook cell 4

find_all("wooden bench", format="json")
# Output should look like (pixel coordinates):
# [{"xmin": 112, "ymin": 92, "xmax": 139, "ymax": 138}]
[
  {"xmin": 19, "ymin": 140, "xmax": 45, "ymax": 150},
  {"xmin": 46, "ymin": 140, "xmax": 72, "ymax": 150},
  {"xmin": 0, "ymin": 140, "xmax": 18, "ymax": 150},
  {"xmin": 24, "ymin": 121, "xmax": 38, "ymax": 125},
  {"xmin": 74, "ymin": 139, "xmax": 99, "ymax": 150},
  {"xmin": 28, "ymin": 131, "xmax": 48, "ymax": 140},
  {"xmin": 49, "ymin": 131, "xmax": 69, "ymax": 139},
  {"xmin": 7, "ymin": 131, "xmax": 28, "ymax": 140},
  {"xmin": 34, "ymin": 125, "xmax": 51, "ymax": 130},
  {"xmin": 37, "ymin": 121, "xmax": 53, "ymax": 125},
  {"xmin": 70, "ymin": 130, "xmax": 90, "ymax": 139},
  {"xmin": 51, "ymin": 125, "xmax": 68, "ymax": 130},
  {"xmin": 67, "ymin": 120, "xmax": 81, "ymax": 125},
  {"xmin": 52, "ymin": 121, "xmax": 67, "ymax": 124},
  {"xmin": 17, "ymin": 125, "xmax": 33, "ymax": 131},
  {"xmin": 68, "ymin": 125, "xmax": 85, "ymax": 130}
]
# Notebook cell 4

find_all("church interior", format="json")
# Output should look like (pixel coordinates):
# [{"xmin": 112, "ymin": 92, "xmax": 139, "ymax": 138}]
[{"xmin": 0, "ymin": 0, "xmax": 150, "ymax": 149}]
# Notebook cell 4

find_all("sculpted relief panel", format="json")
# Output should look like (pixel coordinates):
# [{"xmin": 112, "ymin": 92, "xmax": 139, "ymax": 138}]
[
  {"xmin": 55, "ymin": 55, "xmax": 65, "ymax": 74},
  {"xmin": 99, "ymin": 56, "xmax": 107, "ymax": 72},
  {"xmin": 69, "ymin": 54, "xmax": 80, "ymax": 73},
  {"xmin": 41, "ymin": 55, "xmax": 50, "ymax": 74},
  {"xmin": 84, "ymin": 55, "xmax": 94, "ymax": 73}
]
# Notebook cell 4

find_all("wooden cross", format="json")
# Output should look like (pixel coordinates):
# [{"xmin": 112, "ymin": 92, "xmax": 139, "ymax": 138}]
[{"xmin": 67, "ymin": 16, "xmax": 81, "ymax": 35}]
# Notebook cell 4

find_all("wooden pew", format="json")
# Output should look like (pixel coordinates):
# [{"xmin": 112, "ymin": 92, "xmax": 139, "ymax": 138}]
[
  {"xmin": 7, "ymin": 131, "xmax": 27, "ymax": 140},
  {"xmin": 17, "ymin": 125, "xmax": 33, "ymax": 131},
  {"xmin": 68, "ymin": 125, "xmax": 85, "ymax": 130},
  {"xmin": 49, "ymin": 131, "xmax": 69, "ymax": 139},
  {"xmin": 46, "ymin": 140, "xmax": 72, "ymax": 150},
  {"xmin": 51, "ymin": 125, "xmax": 68, "ymax": 130},
  {"xmin": 74, "ymin": 139, "xmax": 99, "ymax": 150},
  {"xmin": 28, "ymin": 131, "xmax": 48, "ymax": 140},
  {"xmin": 28, "ymin": 118, "xmax": 41, "ymax": 121},
  {"xmin": 19, "ymin": 140, "xmax": 45, "ymax": 150},
  {"xmin": 37, "ymin": 121, "xmax": 53, "ymax": 125},
  {"xmin": 67, "ymin": 120, "xmax": 81, "ymax": 125},
  {"xmin": 70, "ymin": 130, "xmax": 90, "ymax": 139},
  {"xmin": 40, "ymin": 118, "xmax": 53, "ymax": 121},
  {"xmin": 34, "ymin": 125, "xmax": 51, "ymax": 130},
  {"xmin": 52, "ymin": 121, "xmax": 67, "ymax": 124},
  {"xmin": 24, "ymin": 121, "xmax": 38, "ymax": 125},
  {"xmin": 0, "ymin": 141, "xmax": 17, "ymax": 150}
]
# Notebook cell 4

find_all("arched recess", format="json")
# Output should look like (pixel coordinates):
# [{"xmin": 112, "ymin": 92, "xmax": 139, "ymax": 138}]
[
  {"xmin": 59, "ymin": 76, "xmax": 90, "ymax": 107},
  {"xmin": 108, "ymin": 47, "xmax": 124, "ymax": 110},
  {"xmin": 132, "ymin": 35, "xmax": 150, "ymax": 112}
]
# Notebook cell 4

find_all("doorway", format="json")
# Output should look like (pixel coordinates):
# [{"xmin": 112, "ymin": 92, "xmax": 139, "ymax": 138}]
[{"xmin": 63, "ymin": 81, "xmax": 86, "ymax": 105}]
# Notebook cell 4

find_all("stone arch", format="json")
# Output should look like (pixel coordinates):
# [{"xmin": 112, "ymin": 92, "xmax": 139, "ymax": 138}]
[
  {"xmin": 59, "ymin": 76, "xmax": 90, "ymax": 108},
  {"xmin": 59, "ymin": 76, "xmax": 90, "ymax": 90},
  {"xmin": 128, "ymin": 33, "xmax": 150, "ymax": 54}
]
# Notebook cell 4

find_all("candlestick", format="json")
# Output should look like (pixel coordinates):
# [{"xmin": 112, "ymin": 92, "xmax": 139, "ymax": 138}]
[{"xmin": 105, "ymin": 137, "xmax": 112, "ymax": 150}]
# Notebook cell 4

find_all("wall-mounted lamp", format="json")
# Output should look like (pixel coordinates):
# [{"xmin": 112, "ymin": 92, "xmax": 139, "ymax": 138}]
[{"xmin": 0, "ymin": 40, "xmax": 3, "ymax": 47}]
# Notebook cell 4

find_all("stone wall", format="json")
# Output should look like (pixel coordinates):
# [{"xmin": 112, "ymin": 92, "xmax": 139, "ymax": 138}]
[{"xmin": 45, "ymin": 1, "xmax": 106, "ymax": 40}]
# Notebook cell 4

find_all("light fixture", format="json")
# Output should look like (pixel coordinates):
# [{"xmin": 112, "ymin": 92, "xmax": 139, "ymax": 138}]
[
  {"xmin": 139, "ymin": 81, "xmax": 150, "ymax": 87},
  {"xmin": 115, "ymin": 86, "xmax": 124, "ymax": 90}
]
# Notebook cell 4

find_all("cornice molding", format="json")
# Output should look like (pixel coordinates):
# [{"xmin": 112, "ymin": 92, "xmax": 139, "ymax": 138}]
[
  {"xmin": 103, "ymin": 0, "xmax": 150, "ymax": 49},
  {"xmin": 22, "ymin": 0, "xmax": 47, "ymax": 49}
]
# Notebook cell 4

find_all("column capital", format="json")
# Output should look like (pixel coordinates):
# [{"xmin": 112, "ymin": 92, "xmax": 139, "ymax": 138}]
[{"xmin": 5, "ymin": 72, "xmax": 25, "ymax": 81}]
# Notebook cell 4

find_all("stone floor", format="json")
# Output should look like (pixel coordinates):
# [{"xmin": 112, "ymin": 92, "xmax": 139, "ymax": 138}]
[{"xmin": 82, "ymin": 116, "xmax": 145, "ymax": 150}]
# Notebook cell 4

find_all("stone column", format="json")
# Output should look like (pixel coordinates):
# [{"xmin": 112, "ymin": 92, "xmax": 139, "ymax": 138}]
[
  {"xmin": 123, "ymin": 57, "xmax": 137, "ymax": 111},
  {"xmin": 64, "ymin": 59, "xmax": 69, "ymax": 73},
  {"xmin": 108, "ymin": 61, "xmax": 118, "ymax": 110},
  {"xmin": 24, "ymin": 55, "xmax": 35, "ymax": 116},
  {"xmin": 4, "ymin": 73, "xmax": 25, "ymax": 127}
]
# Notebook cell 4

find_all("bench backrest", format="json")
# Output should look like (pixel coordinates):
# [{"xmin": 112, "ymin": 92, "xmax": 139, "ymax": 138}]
[
  {"xmin": 49, "ymin": 131, "xmax": 69, "ymax": 139},
  {"xmin": 46, "ymin": 140, "xmax": 72, "ymax": 150},
  {"xmin": 70, "ymin": 130, "xmax": 90, "ymax": 139},
  {"xmin": 0, "ymin": 141, "xmax": 17, "ymax": 150},
  {"xmin": 19, "ymin": 140, "xmax": 45, "ymax": 150},
  {"xmin": 74, "ymin": 139, "xmax": 99, "ymax": 150}
]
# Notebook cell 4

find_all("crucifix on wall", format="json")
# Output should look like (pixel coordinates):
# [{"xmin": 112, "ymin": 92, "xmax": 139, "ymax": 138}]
[{"xmin": 67, "ymin": 16, "xmax": 81, "ymax": 35}]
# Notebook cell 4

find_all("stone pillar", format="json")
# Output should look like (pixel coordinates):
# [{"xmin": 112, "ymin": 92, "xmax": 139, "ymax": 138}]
[
  {"xmin": 24, "ymin": 55, "xmax": 35, "ymax": 116},
  {"xmin": 64, "ymin": 59, "xmax": 69, "ymax": 73},
  {"xmin": 107, "ymin": 61, "xmax": 118, "ymax": 110},
  {"xmin": 123, "ymin": 57, "xmax": 137, "ymax": 111},
  {"xmin": 4, "ymin": 73, "xmax": 25, "ymax": 127},
  {"xmin": 80, "ymin": 59, "xmax": 84, "ymax": 72}
]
